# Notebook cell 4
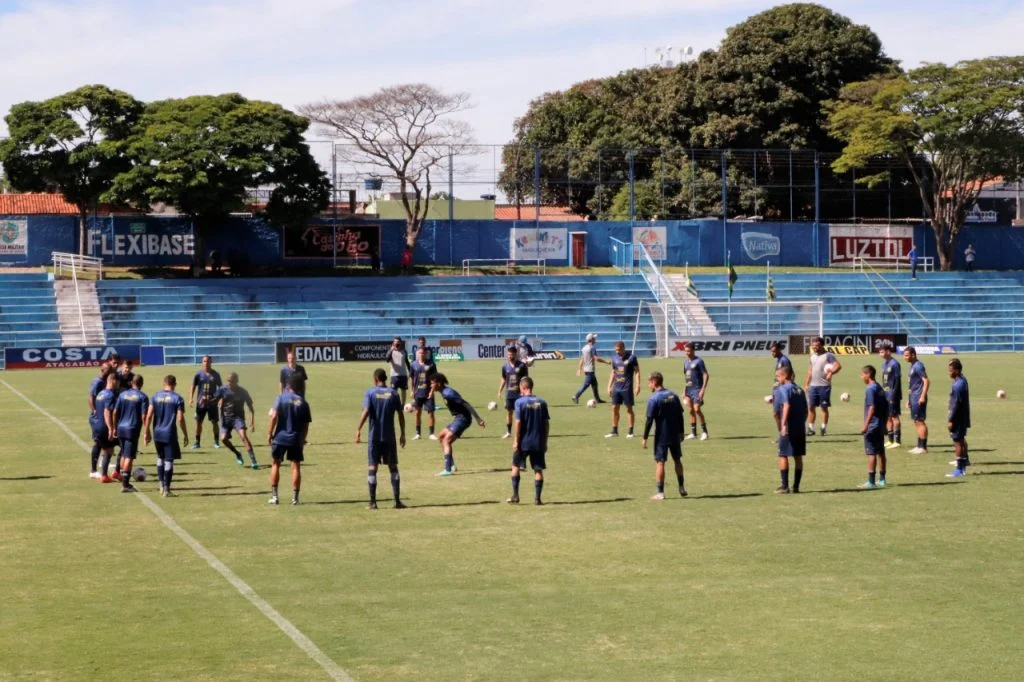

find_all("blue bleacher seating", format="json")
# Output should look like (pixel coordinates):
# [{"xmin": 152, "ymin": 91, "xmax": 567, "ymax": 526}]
[{"xmin": 0, "ymin": 274, "xmax": 62, "ymax": 367}]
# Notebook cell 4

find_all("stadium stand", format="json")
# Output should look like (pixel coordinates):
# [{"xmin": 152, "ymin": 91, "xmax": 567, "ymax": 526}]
[{"xmin": 0, "ymin": 274, "xmax": 62, "ymax": 368}]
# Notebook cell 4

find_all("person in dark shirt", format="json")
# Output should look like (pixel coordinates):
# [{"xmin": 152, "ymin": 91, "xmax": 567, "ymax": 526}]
[
  {"xmin": 416, "ymin": 336, "xmax": 434, "ymax": 365},
  {"xmin": 111, "ymin": 374, "xmax": 149, "ymax": 493},
  {"xmin": 772, "ymin": 365, "xmax": 808, "ymax": 494},
  {"xmin": 267, "ymin": 374, "xmax": 312, "ymax": 506},
  {"xmin": 144, "ymin": 375, "xmax": 189, "ymax": 497},
  {"xmin": 279, "ymin": 348, "xmax": 308, "ymax": 397},
  {"xmin": 189, "ymin": 355, "xmax": 223, "ymax": 449},
  {"xmin": 410, "ymin": 347, "xmax": 438, "ymax": 440},
  {"xmin": 946, "ymin": 359, "xmax": 972, "ymax": 478},
  {"xmin": 642, "ymin": 372, "xmax": 686, "ymax": 500},
  {"xmin": 497, "ymin": 346, "xmax": 529, "ymax": 439},
  {"xmin": 216, "ymin": 372, "xmax": 257, "ymax": 469},
  {"xmin": 355, "ymin": 369, "xmax": 406, "ymax": 510},
  {"xmin": 88, "ymin": 367, "xmax": 115, "ymax": 479},
  {"xmin": 859, "ymin": 365, "xmax": 889, "ymax": 489},
  {"xmin": 879, "ymin": 342, "xmax": 903, "ymax": 449},
  {"xmin": 606, "ymin": 341, "xmax": 640, "ymax": 438},
  {"xmin": 903, "ymin": 347, "xmax": 931, "ymax": 454},
  {"xmin": 117, "ymin": 359, "xmax": 135, "ymax": 393},
  {"xmin": 91, "ymin": 371, "xmax": 119, "ymax": 482},
  {"xmin": 431, "ymin": 373, "xmax": 485, "ymax": 476},
  {"xmin": 510, "ymin": 376, "xmax": 550, "ymax": 505},
  {"xmin": 682, "ymin": 342, "xmax": 711, "ymax": 441},
  {"xmin": 770, "ymin": 342, "xmax": 792, "ymax": 390}
]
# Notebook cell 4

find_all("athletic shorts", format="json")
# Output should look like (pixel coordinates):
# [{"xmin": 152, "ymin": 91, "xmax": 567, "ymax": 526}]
[
  {"xmin": 777, "ymin": 432, "xmax": 807, "ymax": 458},
  {"xmin": 391, "ymin": 376, "xmax": 408, "ymax": 391},
  {"xmin": 220, "ymin": 418, "xmax": 246, "ymax": 438},
  {"xmin": 119, "ymin": 436, "xmax": 141, "ymax": 460},
  {"xmin": 887, "ymin": 397, "xmax": 902, "ymax": 418},
  {"xmin": 513, "ymin": 449, "xmax": 546, "ymax": 471},
  {"xmin": 909, "ymin": 397, "xmax": 927, "ymax": 421},
  {"xmin": 447, "ymin": 416, "xmax": 471, "ymax": 439},
  {"xmin": 368, "ymin": 440, "xmax": 398, "ymax": 467},
  {"xmin": 950, "ymin": 424, "xmax": 968, "ymax": 442},
  {"xmin": 155, "ymin": 439, "xmax": 182, "ymax": 461},
  {"xmin": 864, "ymin": 431, "xmax": 885, "ymax": 456},
  {"xmin": 653, "ymin": 441, "xmax": 683, "ymax": 463},
  {"xmin": 505, "ymin": 396, "xmax": 519, "ymax": 413},
  {"xmin": 195, "ymin": 403, "xmax": 219, "ymax": 423},
  {"xmin": 271, "ymin": 444, "xmax": 304, "ymax": 463},
  {"xmin": 414, "ymin": 395, "xmax": 434, "ymax": 413},
  {"xmin": 809, "ymin": 385, "xmax": 831, "ymax": 408},
  {"xmin": 684, "ymin": 389, "xmax": 703, "ymax": 407},
  {"xmin": 91, "ymin": 426, "xmax": 115, "ymax": 449},
  {"xmin": 611, "ymin": 389, "xmax": 634, "ymax": 407}
]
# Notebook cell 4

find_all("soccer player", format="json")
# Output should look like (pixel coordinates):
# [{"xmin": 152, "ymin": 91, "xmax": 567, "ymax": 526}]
[
  {"xmin": 772, "ymin": 365, "xmax": 808, "ymax": 494},
  {"xmin": 946, "ymin": 359, "xmax": 972, "ymax": 478},
  {"xmin": 410, "ymin": 347, "xmax": 438, "ymax": 440},
  {"xmin": 116, "ymin": 359, "xmax": 135, "ymax": 393},
  {"xmin": 509, "ymin": 376, "xmax": 550, "ymax": 505},
  {"xmin": 858, "ymin": 365, "xmax": 889, "ymax": 489},
  {"xmin": 279, "ymin": 348, "xmax": 308, "ymax": 397},
  {"xmin": 88, "ymin": 367, "xmax": 115, "ymax": 479},
  {"xmin": 497, "ymin": 346, "xmax": 529, "ymax": 439},
  {"xmin": 516, "ymin": 335, "xmax": 537, "ymax": 367},
  {"xmin": 189, "ymin": 355, "xmax": 223, "ymax": 449},
  {"xmin": 216, "ymin": 372, "xmax": 257, "ymax": 469},
  {"xmin": 388, "ymin": 337, "xmax": 412, "ymax": 405},
  {"xmin": 431, "ymin": 373, "xmax": 486, "ymax": 476},
  {"xmin": 879, "ymin": 342, "xmax": 903, "ymax": 449},
  {"xmin": 606, "ymin": 341, "xmax": 640, "ymax": 438},
  {"xmin": 770, "ymin": 342, "xmax": 792, "ymax": 390},
  {"xmin": 804, "ymin": 336, "xmax": 841, "ymax": 436},
  {"xmin": 91, "ymin": 371, "xmax": 119, "ymax": 482},
  {"xmin": 903, "ymin": 347, "xmax": 931, "ymax": 454},
  {"xmin": 682, "ymin": 342, "xmax": 710, "ymax": 440},
  {"xmin": 267, "ymin": 375, "xmax": 312, "ymax": 506},
  {"xmin": 144, "ymin": 375, "xmax": 189, "ymax": 497},
  {"xmin": 110, "ymin": 374, "xmax": 149, "ymax": 493},
  {"xmin": 356, "ymin": 368, "xmax": 407, "ymax": 509},
  {"xmin": 572, "ymin": 332, "xmax": 609, "ymax": 404},
  {"xmin": 416, "ymin": 336, "xmax": 434, "ymax": 365},
  {"xmin": 642, "ymin": 372, "xmax": 686, "ymax": 500}
]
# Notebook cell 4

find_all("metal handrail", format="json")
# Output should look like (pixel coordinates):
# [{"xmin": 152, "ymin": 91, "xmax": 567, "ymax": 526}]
[{"xmin": 637, "ymin": 243, "xmax": 689, "ymax": 335}]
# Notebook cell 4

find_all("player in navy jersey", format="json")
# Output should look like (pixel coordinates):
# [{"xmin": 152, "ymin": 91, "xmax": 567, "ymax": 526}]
[
  {"xmin": 116, "ymin": 359, "xmax": 135, "ymax": 393},
  {"xmin": 946, "ymin": 359, "xmax": 971, "ymax": 478},
  {"xmin": 772, "ymin": 365, "xmax": 808, "ymax": 494},
  {"xmin": 279, "ymin": 348, "xmax": 308, "ymax": 397},
  {"xmin": 144, "ymin": 375, "xmax": 189, "ymax": 497},
  {"xmin": 681, "ymin": 342, "xmax": 711, "ymax": 440},
  {"xmin": 215, "ymin": 372, "xmax": 257, "ymax": 468},
  {"xmin": 770, "ymin": 342, "xmax": 792, "ymax": 389},
  {"xmin": 91, "ymin": 371, "xmax": 119, "ymax": 482},
  {"xmin": 642, "ymin": 372, "xmax": 686, "ymax": 500},
  {"xmin": 355, "ymin": 369, "xmax": 407, "ymax": 509},
  {"xmin": 903, "ymin": 347, "xmax": 931, "ymax": 454},
  {"xmin": 879, "ymin": 342, "xmax": 903, "ymax": 449},
  {"xmin": 497, "ymin": 346, "xmax": 529, "ymax": 439},
  {"xmin": 858, "ymin": 365, "xmax": 889, "ymax": 489},
  {"xmin": 606, "ymin": 341, "xmax": 641, "ymax": 438},
  {"xmin": 509, "ymin": 376, "xmax": 549, "ymax": 505},
  {"xmin": 416, "ymin": 336, "xmax": 434, "ymax": 365},
  {"xmin": 431, "ymin": 373, "xmax": 486, "ymax": 476},
  {"xmin": 410, "ymin": 347, "xmax": 438, "ymax": 440},
  {"xmin": 189, "ymin": 355, "xmax": 223, "ymax": 449},
  {"xmin": 88, "ymin": 367, "xmax": 115, "ymax": 479},
  {"xmin": 110, "ymin": 374, "xmax": 149, "ymax": 492},
  {"xmin": 267, "ymin": 375, "xmax": 312, "ymax": 505}
]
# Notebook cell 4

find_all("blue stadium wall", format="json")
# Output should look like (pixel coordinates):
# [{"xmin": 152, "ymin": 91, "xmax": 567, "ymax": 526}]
[{"xmin": 3, "ymin": 214, "xmax": 1024, "ymax": 269}]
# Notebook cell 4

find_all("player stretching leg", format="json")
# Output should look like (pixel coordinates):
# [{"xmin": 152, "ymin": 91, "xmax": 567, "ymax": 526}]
[
  {"xmin": 267, "ymin": 375, "xmax": 312, "ymax": 505},
  {"xmin": 110, "ymin": 375, "xmax": 149, "ymax": 493},
  {"xmin": 509, "ymin": 377, "xmax": 550, "ymax": 505},
  {"xmin": 190, "ymin": 355, "xmax": 223, "ymax": 449},
  {"xmin": 144, "ymin": 375, "xmax": 189, "ymax": 497},
  {"xmin": 432, "ymin": 374, "xmax": 486, "ymax": 476},
  {"xmin": 858, "ymin": 366, "xmax": 889, "ymax": 489},
  {"xmin": 682, "ymin": 342, "xmax": 711, "ymax": 440},
  {"xmin": 946, "ymin": 359, "xmax": 972, "ymax": 478},
  {"xmin": 497, "ymin": 346, "xmax": 528, "ymax": 440},
  {"xmin": 356, "ymin": 369, "xmax": 406, "ymax": 510},
  {"xmin": 606, "ymin": 341, "xmax": 640, "ymax": 438},
  {"xmin": 805, "ymin": 337, "xmax": 840, "ymax": 436},
  {"xmin": 903, "ymin": 347, "xmax": 931, "ymax": 454},
  {"xmin": 772, "ymin": 365, "xmax": 808, "ymax": 494},
  {"xmin": 216, "ymin": 372, "xmax": 258, "ymax": 468},
  {"xmin": 642, "ymin": 372, "xmax": 686, "ymax": 500}
]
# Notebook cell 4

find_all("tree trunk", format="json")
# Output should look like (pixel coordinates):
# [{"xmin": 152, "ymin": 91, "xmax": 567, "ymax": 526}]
[
  {"xmin": 405, "ymin": 215, "xmax": 422, "ymax": 249},
  {"xmin": 78, "ymin": 210, "xmax": 88, "ymax": 256},
  {"xmin": 931, "ymin": 219, "xmax": 954, "ymax": 271}
]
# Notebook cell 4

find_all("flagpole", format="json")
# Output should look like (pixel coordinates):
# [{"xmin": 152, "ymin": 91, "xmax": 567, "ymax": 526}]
[
  {"xmin": 766, "ymin": 262, "xmax": 771, "ymax": 334},
  {"xmin": 727, "ymin": 250, "xmax": 731, "ymax": 326}
]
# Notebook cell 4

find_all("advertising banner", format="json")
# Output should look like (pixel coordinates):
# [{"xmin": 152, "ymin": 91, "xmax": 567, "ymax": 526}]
[
  {"xmin": 829, "ymin": 224, "xmax": 913, "ymax": 265},
  {"xmin": 510, "ymin": 227, "xmax": 567, "ymax": 260},
  {"xmin": 275, "ymin": 340, "xmax": 390, "ymax": 363},
  {"xmin": 668, "ymin": 336, "xmax": 790, "ymax": 357},
  {"xmin": 88, "ymin": 222, "xmax": 194, "ymax": 264},
  {"xmin": 788, "ymin": 333, "xmax": 908, "ymax": 355},
  {"xmin": 0, "ymin": 218, "xmax": 28, "ymax": 255},
  {"xmin": 417, "ymin": 336, "xmax": 543, "ymax": 362},
  {"xmin": 4, "ymin": 344, "xmax": 140, "ymax": 370},
  {"xmin": 283, "ymin": 223, "xmax": 381, "ymax": 260},
  {"xmin": 896, "ymin": 344, "xmax": 957, "ymax": 355},
  {"xmin": 632, "ymin": 226, "xmax": 667, "ymax": 261},
  {"xmin": 741, "ymin": 231, "xmax": 782, "ymax": 261}
]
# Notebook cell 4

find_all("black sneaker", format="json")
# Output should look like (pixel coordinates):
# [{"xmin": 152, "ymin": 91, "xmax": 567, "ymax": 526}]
[
  {"xmin": 506, "ymin": 496, "xmax": 520, "ymax": 504},
  {"xmin": 679, "ymin": 487, "xmax": 688, "ymax": 498},
  {"xmin": 534, "ymin": 499, "xmax": 544, "ymax": 506},
  {"xmin": 367, "ymin": 502, "xmax": 378, "ymax": 510},
  {"xmin": 774, "ymin": 486, "xmax": 790, "ymax": 495},
  {"xmin": 121, "ymin": 485, "xmax": 137, "ymax": 493},
  {"xmin": 571, "ymin": 395, "xmax": 579, "ymax": 405},
  {"xmin": 394, "ymin": 500, "xmax": 407, "ymax": 509},
  {"xmin": 791, "ymin": 488, "xmax": 800, "ymax": 494}
]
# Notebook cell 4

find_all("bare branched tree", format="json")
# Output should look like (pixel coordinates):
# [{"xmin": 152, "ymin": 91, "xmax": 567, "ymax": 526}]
[{"xmin": 301, "ymin": 84, "xmax": 475, "ymax": 249}]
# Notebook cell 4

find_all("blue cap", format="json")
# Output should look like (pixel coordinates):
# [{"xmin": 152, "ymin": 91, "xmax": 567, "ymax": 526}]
[{"xmin": 519, "ymin": 335, "xmax": 528, "ymax": 343}]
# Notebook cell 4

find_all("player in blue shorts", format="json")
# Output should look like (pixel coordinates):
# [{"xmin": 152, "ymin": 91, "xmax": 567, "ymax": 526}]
[
  {"xmin": 189, "ymin": 355, "xmax": 223, "ymax": 449},
  {"xmin": 267, "ymin": 375, "xmax": 312, "ymax": 505},
  {"xmin": 772, "ymin": 365, "xmax": 808, "ymax": 494},
  {"xmin": 356, "ymin": 369, "xmax": 407, "ymax": 509},
  {"xmin": 606, "ymin": 341, "xmax": 640, "ymax": 438},
  {"xmin": 431, "ymin": 373, "xmax": 486, "ymax": 476},
  {"xmin": 681, "ymin": 342, "xmax": 711, "ymax": 440},
  {"xmin": 858, "ymin": 365, "xmax": 889, "ymax": 489},
  {"xmin": 642, "ymin": 372, "xmax": 686, "ymax": 500},
  {"xmin": 116, "ymin": 359, "xmax": 135, "ymax": 393},
  {"xmin": 410, "ymin": 347, "xmax": 438, "ymax": 440},
  {"xmin": 91, "ymin": 370, "xmax": 119, "ymax": 482},
  {"xmin": 215, "ymin": 372, "xmax": 257, "ymax": 469},
  {"xmin": 879, "ymin": 342, "xmax": 903, "ymax": 449},
  {"xmin": 804, "ymin": 336, "xmax": 841, "ymax": 436},
  {"xmin": 110, "ymin": 374, "xmax": 149, "ymax": 493},
  {"xmin": 144, "ymin": 375, "xmax": 189, "ymax": 497},
  {"xmin": 510, "ymin": 376, "xmax": 549, "ymax": 505},
  {"xmin": 945, "ymin": 359, "xmax": 971, "ymax": 478},
  {"xmin": 497, "ymin": 346, "xmax": 529, "ymax": 439},
  {"xmin": 88, "ymin": 367, "xmax": 115, "ymax": 479},
  {"xmin": 279, "ymin": 348, "xmax": 309, "ymax": 397},
  {"xmin": 903, "ymin": 346, "xmax": 931, "ymax": 454},
  {"xmin": 388, "ymin": 337, "xmax": 412, "ymax": 405}
]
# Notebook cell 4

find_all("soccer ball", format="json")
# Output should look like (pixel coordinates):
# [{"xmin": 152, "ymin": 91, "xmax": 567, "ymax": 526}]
[
  {"xmin": 764, "ymin": 395, "xmax": 773, "ymax": 404},
  {"xmin": 403, "ymin": 403, "xmax": 414, "ymax": 413},
  {"xmin": 824, "ymin": 363, "xmax": 835, "ymax": 376},
  {"xmin": 840, "ymin": 392, "xmax": 850, "ymax": 402},
  {"xmin": 586, "ymin": 399, "xmax": 597, "ymax": 408},
  {"xmin": 132, "ymin": 467, "xmax": 147, "ymax": 482},
  {"xmin": 997, "ymin": 389, "xmax": 1007, "ymax": 399},
  {"xmin": 487, "ymin": 401, "xmax": 498, "ymax": 411}
]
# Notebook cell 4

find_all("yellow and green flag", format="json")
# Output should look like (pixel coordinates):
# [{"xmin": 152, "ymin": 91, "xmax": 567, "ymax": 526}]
[{"xmin": 727, "ymin": 254, "xmax": 737, "ymax": 300}]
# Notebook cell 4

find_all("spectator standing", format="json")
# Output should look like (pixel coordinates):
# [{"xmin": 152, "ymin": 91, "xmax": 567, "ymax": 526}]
[
  {"xmin": 908, "ymin": 244, "xmax": 918, "ymax": 280},
  {"xmin": 964, "ymin": 243, "xmax": 976, "ymax": 272},
  {"xmin": 400, "ymin": 247, "xmax": 413, "ymax": 274}
]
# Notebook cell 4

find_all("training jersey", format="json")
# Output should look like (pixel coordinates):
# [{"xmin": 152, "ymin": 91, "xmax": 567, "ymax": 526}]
[
  {"xmin": 150, "ymin": 390, "xmax": 185, "ymax": 442},
  {"xmin": 882, "ymin": 357, "xmax": 902, "ymax": 402},
  {"xmin": 411, "ymin": 361, "xmax": 437, "ymax": 399},
  {"xmin": 684, "ymin": 357, "xmax": 707, "ymax": 392},
  {"xmin": 389, "ymin": 349, "xmax": 410, "ymax": 378},
  {"xmin": 908, "ymin": 361, "xmax": 928, "ymax": 398},
  {"xmin": 644, "ymin": 389, "xmax": 684, "ymax": 445},
  {"xmin": 864, "ymin": 382, "xmax": 889, "ymax": 433},
  {"xmin": 362, "ymin": 385, "xmax": 402, "ymax": 444},
  {"xmin": 193, "ymin": 369, "xmax": 222, "ymax": 406},
  {"xmin": 773, "ymin": 382, "xmax": 808, "ymax": 434},
  {"xmin": 809, "ymin": 351, "xmax": 836, "ymax": 387},
  {"xmin": 216, "ymin": 385, "xmax": 253, "ymax": 423},
  {"xmin": 611, "ymin": 354, "xmax": 640, "ymax": 393},
  {"xmin": 116, "ymin": 369, "xmax": 135, "ymax": 393},
  {"xmin": 773, "ymin": 354, "xmax": 793, "ymax": 388},
  {"xmin": 89, "ymin": 374, "xmax": 106, "ymax": 401},
  {"xmin": 441, "ymin": 387, "xmax": 472, "ymax": 420},
  {"xmin": 502, "ymin": 360, "xmax": 529, "ymax": 400},
  {"xmin": 113, "ymin": 388, "xmax": 149, "ymax": 439},
  {"xmin": 416, "ymin": 345, "xmax": 434, "ymax": 364},
  {"xmin": 948, "ymin": 375, "xmax": 971, "ymax": 427},
  {"xmin": 580, "ymin": 343, "xmax": 599, "ymax": 373},
  {"xmin": 514, "ymin": 395, "xmax": 550, "ymax": 452},
  {"xmin": 279, "ymin": 364, "xmax": 308, "ymax": 396},
  {"xmin": 92, "ymin": 388, "xmax": 116, "ymax": 431},
  {"xmin": 271, "ymin": 391, "xmax": 312, "ymax": 447}
]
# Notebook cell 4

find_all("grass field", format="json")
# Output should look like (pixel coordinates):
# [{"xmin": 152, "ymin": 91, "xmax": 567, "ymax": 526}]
[{"xmin": 2, "ymin": 354, "xmax": 1023, "ymax": 681}]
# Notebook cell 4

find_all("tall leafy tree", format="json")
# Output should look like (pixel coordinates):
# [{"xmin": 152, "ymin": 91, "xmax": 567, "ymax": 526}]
[
  {"xmin": 827, "ymin": 58, "xmax": 1024, "ymax": 270},
  {"xmin": 0, "ymin": 85, "xmax": 143, "ymax": 254}
]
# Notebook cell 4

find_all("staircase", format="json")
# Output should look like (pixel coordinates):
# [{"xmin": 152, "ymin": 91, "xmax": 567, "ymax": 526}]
[
  {"xmin": 664, "ymin": 275, "xmax": 719, "ymax": 336},
  {"xmin": 55, "ymin": 280, "xmax": 106, "ymax": 345}
]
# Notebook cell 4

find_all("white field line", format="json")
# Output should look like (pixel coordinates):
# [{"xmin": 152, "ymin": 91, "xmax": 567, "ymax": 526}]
[{"xmin": 1, "ymin": 379, "xmax": 354, "ymax": 682}]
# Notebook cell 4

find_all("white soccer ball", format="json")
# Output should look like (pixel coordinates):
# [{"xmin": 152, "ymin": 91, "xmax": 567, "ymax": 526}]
[
  {"xmin": 133, "ymin": 467, "xmax": 147, "ymax": 482},
  {"xmin": 840, "ymin": 392, "xmax": 850, "ymax": 402},
  {"xmin": 997, "ymin": 389, "xmax": 1007, "ymax": 399},
  {"xmin": 403, "ymin": 403, "xmax": 415, "ymax": 413},
  {"xmin": 487, "ymin": 401, "xmax": 498, "ymax": 411},
  {"xmin": 586, "ymin": 399, "xmax": 597, "ymax": 408},
  {"xmin": 824, "ymin": 363, "xmax": 835, "ymax": 376},
  {"xmin": 764, "ymin": 395, "xmax": 773, "ymax": 404}
]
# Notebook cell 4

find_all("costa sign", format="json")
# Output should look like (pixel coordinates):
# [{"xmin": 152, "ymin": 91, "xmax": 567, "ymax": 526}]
[
  {"xmin": 788, "ymin": 334, "xmax": 908, "ymax": 355},
  {"xmin": 669, "ymin": 337, "xmax": 789, "ymax": 357},
  {"xmin": 829, "ymin": 224, "xmax": 912, "ymax": 265},
  {"xmin": 4, "ymin": 344, "xmax": 141, "ymax": 370}
]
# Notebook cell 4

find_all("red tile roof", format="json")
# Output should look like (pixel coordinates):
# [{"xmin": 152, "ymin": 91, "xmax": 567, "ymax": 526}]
[
  {"xmin": 0, "ymin": 193, "xmax": 79, "ymax": 215},
  {"xmin": 494, "ymin": 204, "xmax": 587, "ymax": 221}
]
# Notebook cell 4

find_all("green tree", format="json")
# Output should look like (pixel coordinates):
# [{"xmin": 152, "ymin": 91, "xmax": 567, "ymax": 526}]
[
  {"xmin": 0, "ymin": 85, "xmax": 143, "ymax": 254},
  {"xmin": 107, "ymin": 94, "xmax": 328, "ymax": 271},
  {"xmin": 827, "ymin": 58, "xmax": 1024, "ymax": 270}
]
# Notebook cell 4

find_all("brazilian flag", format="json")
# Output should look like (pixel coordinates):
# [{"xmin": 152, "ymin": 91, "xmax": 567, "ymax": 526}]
[
  {"xmin": 727, "ymin": 256, "xmax": 738, "ymax": 300},
  {"xmin": 767, "ymin": 275, "xmax": 776, "ymax": 302},
  {"xmin": 686, "ymin": 276, "xmax": 699, "ymax": 298}
]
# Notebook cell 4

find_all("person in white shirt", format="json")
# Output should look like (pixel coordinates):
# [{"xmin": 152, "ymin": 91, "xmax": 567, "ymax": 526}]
[
  {"xmin": 572, "ymin": 333, "xmax": 610, "ymax": 404},
  {"xmin": 388, "ymin": 337, "xmax": 412, "ymax": 405}
]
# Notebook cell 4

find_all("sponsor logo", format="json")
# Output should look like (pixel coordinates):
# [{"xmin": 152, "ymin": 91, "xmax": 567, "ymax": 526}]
[
  {"xmin": 633, "ymin": 226, "xmax": 667, "ymax": 260},
  {"xmin": 669, "ymin": 337, "xmax": 788, "ymax": 356},
  {"xmin": 510, "ymin": 228, "xmax": 567, "ymax": 259},
  {"xmin": 828, "ymin": 225, "xmax": 913, "ymax": 265},
  {"xmin": 788, "ymin": 334, "xmax": 908, "ymax": 355},
  {"xmin": 531, "ymin": 351, "xmax": 565, "ymax": 361},
  {"xmin": 4, "ymin": 345, "xmax": 140, "ymax": 370},
  {"xmin": 964, "ymin": 204, "xmax": 997, "ymax": 223},
  {"xmin": 0, "ymin": 218, "xmax": 28, "ymax": 255},
  {"xmin": 282, "ymin": 223, "xmax": 381, "ymax": 260},
  {"xmin": 896, "ymin": 345, "xmax": 958, "ymax": 355},
  {"xmin": 88, "ymin": 231, "xmax": 195, "ymax": 257},
  {"xmin": 437, "ymin": 339, "xmax": 465, "ymax": 362},
  {"xmin": 741, "ymin": 232, "xmax": 781, "ymax": 261}
]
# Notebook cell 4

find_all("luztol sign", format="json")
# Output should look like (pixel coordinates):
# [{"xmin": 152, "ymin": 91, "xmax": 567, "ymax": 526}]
[
  {"xmin": 829, "ymin": 224, "xmax": 912, "ymax": 264},
  {"xmin": 4, "ymin": 344, "xmax": 140, "ymax": 370}
]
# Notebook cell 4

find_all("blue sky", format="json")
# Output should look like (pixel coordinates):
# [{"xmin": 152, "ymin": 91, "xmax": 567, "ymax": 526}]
[{"xmin": 1, "ymin": 0, "xmax": 1021, "ymax": 192}]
